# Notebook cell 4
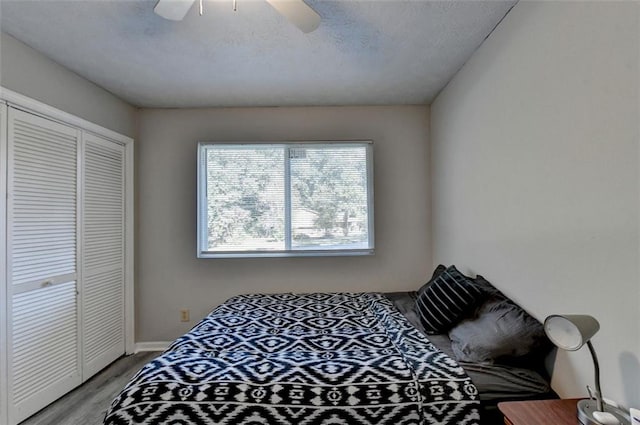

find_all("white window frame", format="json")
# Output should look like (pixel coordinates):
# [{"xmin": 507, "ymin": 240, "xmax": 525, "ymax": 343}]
[{"xmin": 197, "ymin": 141, "xmax": 374, "ymax": 258}]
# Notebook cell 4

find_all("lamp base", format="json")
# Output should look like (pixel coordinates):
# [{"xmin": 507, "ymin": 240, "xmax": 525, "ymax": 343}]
[{"xmin": 578, "ymin": 399, "xmax": 631, "ymax": 425}]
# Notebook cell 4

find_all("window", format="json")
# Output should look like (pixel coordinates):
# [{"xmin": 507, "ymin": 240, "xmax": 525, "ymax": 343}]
[{"xmin": 198, "ymin": 142, "xmax": 374, "ymax": 258}]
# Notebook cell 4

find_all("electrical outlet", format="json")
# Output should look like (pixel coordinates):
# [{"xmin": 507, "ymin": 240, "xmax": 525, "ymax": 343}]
[{"xmin": 180, "ymin": 309, "xmax": 190, "ymax": 322}]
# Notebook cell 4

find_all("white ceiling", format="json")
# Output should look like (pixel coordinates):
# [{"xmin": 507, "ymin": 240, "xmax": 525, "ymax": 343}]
[{"xmin": 0, "ymin": 0, "xmax": 516, "ymax": 108}]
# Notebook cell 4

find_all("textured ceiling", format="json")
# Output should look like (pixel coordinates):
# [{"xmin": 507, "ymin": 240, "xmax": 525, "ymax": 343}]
[{"xmin": 0, "ymin": 0, "xmax": 516, "ymax": 108}]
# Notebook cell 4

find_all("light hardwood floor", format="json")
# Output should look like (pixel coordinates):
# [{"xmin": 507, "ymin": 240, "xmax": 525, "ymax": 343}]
[{"xmin": 21, "ymin": 351, "xmax": 160, "ymax": 425}]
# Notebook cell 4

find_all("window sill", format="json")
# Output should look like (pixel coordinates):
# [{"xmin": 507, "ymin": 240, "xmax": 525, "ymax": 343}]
[{"xmin": 197, "ymin": 249, "xmax": 375, "ymax": 259}]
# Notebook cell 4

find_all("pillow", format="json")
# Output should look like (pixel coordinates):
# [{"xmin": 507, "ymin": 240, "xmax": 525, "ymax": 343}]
[
  {"xmin": 417, "ymin": 264, "xmax": 447, "ymax": 296},
  {"xmin": 415, "ymin": 265, "xmax": 484, "ymax": 334},
  {"xmin": 473, "ymin": 274, "xmax": 507, "ymax": 301},
  {"xmin": 449, "ymin": 292, "xmax": 550, "ymax": 366}
]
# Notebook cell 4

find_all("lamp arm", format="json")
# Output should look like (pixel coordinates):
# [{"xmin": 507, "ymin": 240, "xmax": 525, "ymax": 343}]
[{"xmin": 586, "ymin": 340, "xmax": 604, "ymax": 412}]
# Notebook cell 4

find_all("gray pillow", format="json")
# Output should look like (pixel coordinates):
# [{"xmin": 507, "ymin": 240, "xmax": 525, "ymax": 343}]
[
  {"xmin": 473, "ymin": 274, "xmax": 507, "ymax": 300},
  {"xmin": 449, "ymin": 298, "xmax": 548, "ymax": 364}
]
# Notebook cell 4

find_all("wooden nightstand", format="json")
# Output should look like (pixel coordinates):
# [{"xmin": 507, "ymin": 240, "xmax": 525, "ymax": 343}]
[{"xmin": 498, "ymin": 399, "xmax": 580, "ymax": 425}]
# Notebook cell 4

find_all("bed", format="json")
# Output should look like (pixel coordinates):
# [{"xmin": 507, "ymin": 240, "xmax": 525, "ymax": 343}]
[{"xmin": 104, "ymin": 266, "xmax": 554, "ymax": 425}]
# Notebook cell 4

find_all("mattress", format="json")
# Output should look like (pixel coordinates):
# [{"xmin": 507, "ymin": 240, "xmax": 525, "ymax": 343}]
[{"xmin": 104, "ymin": 292, "xmax": 481, "ymax": 424}]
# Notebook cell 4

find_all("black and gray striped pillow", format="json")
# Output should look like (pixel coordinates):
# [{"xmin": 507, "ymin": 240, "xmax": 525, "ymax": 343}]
[
  {"xmin": 417, "ymin": 264, "xmax": 447, "ymax": 296},
  {"xmin": 415, "ymin": 266, "xmax": 484, "ymax": 334}
]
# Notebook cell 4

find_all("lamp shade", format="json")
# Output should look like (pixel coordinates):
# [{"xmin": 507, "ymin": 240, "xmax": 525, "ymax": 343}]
[{"xmin": 544, "ymin": 315, "xmax": 600, "ymax": 351}]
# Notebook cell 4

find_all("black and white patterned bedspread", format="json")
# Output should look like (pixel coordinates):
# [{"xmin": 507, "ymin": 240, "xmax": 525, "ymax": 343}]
[{"xmin": 104, "ymin": 293, "xmax": 480, "ymax": 424}]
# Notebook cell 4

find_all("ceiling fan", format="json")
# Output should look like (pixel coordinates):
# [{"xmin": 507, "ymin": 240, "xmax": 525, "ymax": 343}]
[{"xmin": 154, "ymin": 0, "xmax": 321, "ymax": 33}]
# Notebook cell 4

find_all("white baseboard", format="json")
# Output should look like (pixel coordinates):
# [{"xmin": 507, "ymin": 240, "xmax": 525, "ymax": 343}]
[{"xmin": 134, "ymin": 341, "xmax": 171, "ymax": 353}]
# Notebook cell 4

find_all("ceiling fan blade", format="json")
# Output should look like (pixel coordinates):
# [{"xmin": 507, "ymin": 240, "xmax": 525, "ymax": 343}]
[
  {"xmin": 265, "ymin": 0, "xmax": 320, "ymax": 33},
  {"xmin": 154, "ymin": 0, "xmax": 196, "ymax": 21}
]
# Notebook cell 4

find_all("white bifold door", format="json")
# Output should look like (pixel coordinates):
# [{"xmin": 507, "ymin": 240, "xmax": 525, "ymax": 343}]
[
  {"xmin": 81, "ymin": 133, "xmax": 125, "ymax": 378},
  {"xmin": 5, "ymin": 107, "xmax": 126, "ymax": 424},
  {"xmin": 7, "ymin": 109, "xmax": 82, "ymax": 424}
]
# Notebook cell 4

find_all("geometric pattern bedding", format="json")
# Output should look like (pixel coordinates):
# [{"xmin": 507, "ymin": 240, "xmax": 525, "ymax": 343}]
[{"xmin": 104, "ymin": 293, "xmax": 480, "ymax": 424}]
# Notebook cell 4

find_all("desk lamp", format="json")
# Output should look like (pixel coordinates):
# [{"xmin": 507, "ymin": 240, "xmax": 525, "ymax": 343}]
[{"xmin": 544, "ymin": 315, "xmax": 629, "ymax": 425}]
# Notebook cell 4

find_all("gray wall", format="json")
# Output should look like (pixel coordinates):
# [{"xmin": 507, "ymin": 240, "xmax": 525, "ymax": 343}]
[
  {"xmin": 431, "ymin": 1, "xmax": 639, "ymax": 408},
  {"xmin": 136, "ymin": 106, "xmax": 431, "ymax": 341},
  {"xmin": 0, "ymin": 32, "xmax": 137, "ymax": 138}
]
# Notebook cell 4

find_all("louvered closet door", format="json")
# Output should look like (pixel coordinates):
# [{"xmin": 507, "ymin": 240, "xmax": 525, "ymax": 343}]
[
  {"xmin": 82, "ymin": 133, "xmax": 125, "ymax": 379},
  {"xmin": 6, "ymin": 108, "xmax": 81, "ymax": 425}
]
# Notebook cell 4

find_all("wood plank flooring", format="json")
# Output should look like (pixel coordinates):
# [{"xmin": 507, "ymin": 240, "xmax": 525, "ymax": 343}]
[{"xmin": 21, "ymin": 351, "xmax": 160, "ymax": 425}]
